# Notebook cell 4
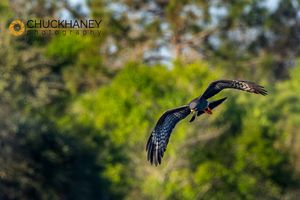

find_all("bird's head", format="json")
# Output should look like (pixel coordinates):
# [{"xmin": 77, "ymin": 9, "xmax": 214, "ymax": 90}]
[
  {"xmin": 189, "ymin": 102, "xmax": 197, "ymax": 112},
  {"xmin": 189, "ymin": 99, "xmax": 208, "ymax": 112}
]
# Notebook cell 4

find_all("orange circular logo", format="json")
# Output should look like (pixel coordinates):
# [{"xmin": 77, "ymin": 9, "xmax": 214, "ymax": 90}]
[{"xmin": 9, "ymin": 20, "xmax": 25, "ymax": 36}]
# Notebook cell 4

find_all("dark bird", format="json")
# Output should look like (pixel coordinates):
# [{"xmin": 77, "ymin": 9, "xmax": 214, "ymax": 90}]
[{"xmin": 146, "ymin": 80, "xmax": 267, "ymax": 166}]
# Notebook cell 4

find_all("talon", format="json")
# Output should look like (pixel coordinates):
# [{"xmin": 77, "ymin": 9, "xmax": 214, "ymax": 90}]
[{"xmin": 204, "ymin": 108, "xmax": 212, "ymax": 114}]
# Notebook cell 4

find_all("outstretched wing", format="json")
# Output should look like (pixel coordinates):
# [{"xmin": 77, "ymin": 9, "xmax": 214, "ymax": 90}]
[
  {"xmin": 146, "ymin": 105, "xmax": 191, "ymax": 166},
  {"xmin": 201, "ymin": 80, "xmax": 267, "ymax": 99},
  {"xmin": 197, "ymin": 97, "xmax": 227, "ymax": 116}
]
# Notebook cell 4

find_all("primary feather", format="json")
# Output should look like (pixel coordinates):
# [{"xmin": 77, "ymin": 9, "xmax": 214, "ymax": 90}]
[{"xmin": 201, "ymin": 80, "xmax": 267, "ymax": 99}]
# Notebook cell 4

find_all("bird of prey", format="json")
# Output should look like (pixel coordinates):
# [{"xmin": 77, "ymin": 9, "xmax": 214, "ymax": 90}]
[{"xmin": 146, "ymin": 80, "xmax": 267, "ymax": 166}]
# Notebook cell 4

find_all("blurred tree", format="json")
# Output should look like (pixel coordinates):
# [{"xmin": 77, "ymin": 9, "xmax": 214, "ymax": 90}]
[
  {"xmin": 69, "ymin": 61, "xmax": 219, "ymax": 199},
  {"xmin": 0, "ymin": 2, "xmax": 122, "ymax": 199},
  {"xmin": 1, "ymin": 0, "xmax": 300, "ymax": 199},
  {"xmin": 0, "ymin": 115, "xmax": 125, "ymax": 200},
  {"xmin": 87, "ymin": 0, "xmax": 300, "ymax": 80},
  {"xmin": 69, "ymin": 62, "xmax": 299, "ymax": 199}
]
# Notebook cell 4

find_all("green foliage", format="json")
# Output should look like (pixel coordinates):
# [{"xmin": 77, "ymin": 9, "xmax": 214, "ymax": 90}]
[
  {"xmin": 2, "ymin": 0, "xmax": 300, "ymax": 200},
  {"xmin": 46, "ymin": 35, "xmax": 92, "ymax": 64},
  {"xmin": 68, "ymin": 62, "xmax": 219, "ymax": 198},
  {"xmin": 71, "ymin": 61, "xmax": 217, "ymax": 146},
  {"xmin": 67, "ymin": 62, "xmax": 300, "ymax": 199}
]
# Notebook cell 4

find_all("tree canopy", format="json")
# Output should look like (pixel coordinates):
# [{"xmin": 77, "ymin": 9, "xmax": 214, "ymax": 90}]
[{"xmin": 1, "ymin": 0, "xmax": 300, "ymax": 199}]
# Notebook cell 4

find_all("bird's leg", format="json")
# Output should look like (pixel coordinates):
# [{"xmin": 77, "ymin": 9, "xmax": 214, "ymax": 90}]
[{"xmin": 204, "ymin": 107, "xmax": 212, "ymax": 114}]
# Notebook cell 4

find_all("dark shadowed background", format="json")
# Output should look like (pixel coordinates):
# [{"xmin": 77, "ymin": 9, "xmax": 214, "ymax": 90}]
[{"xmin": 1, "ymin": 0, "xmax": 300, "ymax": 199}]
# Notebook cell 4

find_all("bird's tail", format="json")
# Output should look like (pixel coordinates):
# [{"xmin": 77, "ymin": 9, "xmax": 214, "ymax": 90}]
[
  {"xmin": 208, "ymin": 97, "xmax": 227, "ymax": 109},
  {"xmin": 197, "ymin": 97, "xmax": 227, "ymax": 116}
]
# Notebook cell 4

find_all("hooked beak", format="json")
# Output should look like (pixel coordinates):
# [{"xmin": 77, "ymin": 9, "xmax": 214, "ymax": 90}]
[{"xmin": 189, "ymin": 109, "xmax": 197, "ymax": 122}]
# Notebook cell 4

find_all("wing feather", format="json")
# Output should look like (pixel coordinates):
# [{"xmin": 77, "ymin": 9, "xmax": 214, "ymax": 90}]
[
  {"xmin": 146, "ymin": 106, "xmax": 191, "ymax": 166},
  {"xmin": 201, "ymin": 80, "xmax": 267, "ymax": 99}
]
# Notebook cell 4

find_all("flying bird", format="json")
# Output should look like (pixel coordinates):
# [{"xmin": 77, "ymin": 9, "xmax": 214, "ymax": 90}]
[{"xmin": 146, "ymin": 80, "xmax": 267, "ymax": 166}]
